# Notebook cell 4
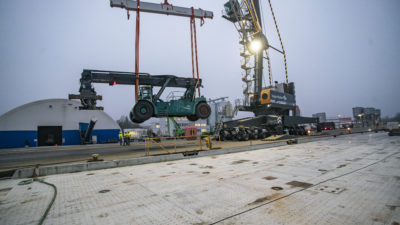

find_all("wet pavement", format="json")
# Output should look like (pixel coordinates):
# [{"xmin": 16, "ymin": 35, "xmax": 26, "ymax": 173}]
[{"xmin": 0, "ymin": 132, "xmax": 399, "ymax": 225}]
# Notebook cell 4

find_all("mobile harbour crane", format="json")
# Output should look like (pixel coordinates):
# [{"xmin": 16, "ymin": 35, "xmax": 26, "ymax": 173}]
[{"xmin": 219, "ymin": 0, "xmax": 318, "ymax": 141}]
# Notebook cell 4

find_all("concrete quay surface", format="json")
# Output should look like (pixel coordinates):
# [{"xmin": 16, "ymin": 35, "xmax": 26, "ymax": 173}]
[
  {"xmin": 0, "ymin": 132, "xmax": 399, "ymax": 225},
  {"xmin": 0, "ymin": 127, "xmax": 368, "ymax": 174}
]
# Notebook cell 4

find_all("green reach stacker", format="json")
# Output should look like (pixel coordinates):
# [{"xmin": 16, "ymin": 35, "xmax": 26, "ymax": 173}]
[{"xmin": 69, "ymin": 69, "xmax": 211, "ymax": 123}]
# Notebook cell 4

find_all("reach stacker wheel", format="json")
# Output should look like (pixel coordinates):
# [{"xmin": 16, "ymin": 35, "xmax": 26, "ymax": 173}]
[
  {"xmin": 133, "ymin": 101, "xmax": 154, "ymax": 122},
  {"xmin": 196, "ymin": 102, "xmax": 211, "ymax": 119}
]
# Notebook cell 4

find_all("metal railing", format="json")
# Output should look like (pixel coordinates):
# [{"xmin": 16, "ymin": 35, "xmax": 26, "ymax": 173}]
[{"xmin": 144, "ymin": 135, "xmax": 221, "ymax": 156}]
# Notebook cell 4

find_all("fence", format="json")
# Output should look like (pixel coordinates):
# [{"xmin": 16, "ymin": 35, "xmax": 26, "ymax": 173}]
[{"xmin": 144, "ymin": 135, "xmax": 221, "ymax": 156}]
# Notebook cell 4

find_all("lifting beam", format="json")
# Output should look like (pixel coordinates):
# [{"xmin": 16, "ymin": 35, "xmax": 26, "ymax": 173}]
[{"xmin": 110, "ymin": 0, "xmax": 214, "ymax": 19}]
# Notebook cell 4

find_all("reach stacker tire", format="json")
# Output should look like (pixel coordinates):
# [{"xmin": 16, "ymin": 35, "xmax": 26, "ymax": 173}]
[
  {"xmin": 196, "ymin": 102, "xmax": 211, "ymax": 119},
  {"xmin": 133, "ymin": 100, "xmax": 154, "ymax": 122}
]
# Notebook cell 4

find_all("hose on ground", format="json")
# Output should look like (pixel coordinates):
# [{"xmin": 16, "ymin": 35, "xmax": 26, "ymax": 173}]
[{"xmin": 18, "ymin": 178, "xmax": 57, "ymax": 225}]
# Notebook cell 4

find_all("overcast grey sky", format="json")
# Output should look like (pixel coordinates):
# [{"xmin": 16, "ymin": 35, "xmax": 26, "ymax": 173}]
[{"xmin": 0, "ymin": 0, "xmax": 399, "ymax": 120}]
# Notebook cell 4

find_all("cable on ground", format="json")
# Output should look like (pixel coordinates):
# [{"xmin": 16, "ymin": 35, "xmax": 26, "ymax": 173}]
[{"xmin": 18, "ymin": 178, "xmax": 57, "ymax": 225}]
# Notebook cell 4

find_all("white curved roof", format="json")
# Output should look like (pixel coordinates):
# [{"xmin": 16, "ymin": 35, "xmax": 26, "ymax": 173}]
[{"xmin": 0, "ymin": 99, "xmax": 120, "ymax": 131}]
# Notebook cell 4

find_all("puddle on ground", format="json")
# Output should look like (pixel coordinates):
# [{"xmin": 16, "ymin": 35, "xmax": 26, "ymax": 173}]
[
  {"xmin": 248, "ymin": 193, "xmax": 281, "ymax": 205},
  {"xmin": 200, "ymin": 165, "xmax": 214, "ymax": 169},
  {"xmin": 271, "ymin": 186, "xmax": 283, "ymax": 191},
  {"xmin": 195, "ymin": 209, "xmax": 204, "ymax": 215},
  {"xmin": 192, "ymin": 222, "xmax": 208, "ymax": 225},
  {"xmin": 122, "ymin": 179, "xmax": 135, "ymax": 184},
  {"xmin": 286, "ymin": 180, "xmax": 313, "ymax": 188},
  {"xmin": 0, "ymin": 188, "xmax": 12, "ymax": 197},
  {"xmin": 263, "ymin": 176, "xmax": 277, "ymax": 180},
  {"xmin": 387, "ymin": 205, "xmax": 396, "ymax": 211},
  {"xmin": 231, "ymin": 160, "xmax": 250, "ymax": 165},
  {"xmin": 97, "ymin": 213, "xmax": 109, "ymax": 218}
]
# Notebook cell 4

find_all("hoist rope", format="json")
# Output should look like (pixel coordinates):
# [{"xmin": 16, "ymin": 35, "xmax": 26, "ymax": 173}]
[
  {"xmin": 134, "ymin": 0, "xmax": 141, "ymax": 101},
  {"xmin": 190, "ymin": 8, "xmax": 201, "ymax": 97},
  {"xmin": 259, "ymin": 1, "xmax": 273, "ymax": 87},
  {"xmin": 267, "ymin": 0, "xmax": 288, "ymax": 85},
  {"xmin": 265, "ymin": 50, "xmax": 272, "ymax": 86},
  {"xmin": 244, "ymin": 0, "xmax": 261, "ymax": 37}
]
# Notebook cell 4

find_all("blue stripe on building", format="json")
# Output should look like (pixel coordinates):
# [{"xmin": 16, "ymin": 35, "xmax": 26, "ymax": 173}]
[{"xmin": 0, "ymin": 129, "xmax": 120, "ymax": 148}]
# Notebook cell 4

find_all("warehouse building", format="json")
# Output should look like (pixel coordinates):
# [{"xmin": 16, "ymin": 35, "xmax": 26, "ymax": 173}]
[{"xmin": 0, "ymin": 99, "xmax": 120, "ymax": 148}]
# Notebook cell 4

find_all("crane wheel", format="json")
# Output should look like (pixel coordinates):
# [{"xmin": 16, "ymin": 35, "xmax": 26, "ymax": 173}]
[
  {"xmin": 133, "ymin": 101, "xmax": 153, "ymax": 122},
  {"xmin": 196, "ymin": 102, "xmax": 211, "ymax": 119}
]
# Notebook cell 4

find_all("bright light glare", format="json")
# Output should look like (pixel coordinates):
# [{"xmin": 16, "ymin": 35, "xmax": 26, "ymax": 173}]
[{"xmin": 249, "ymin": 39, "xmax": 262, "ymax": 53}]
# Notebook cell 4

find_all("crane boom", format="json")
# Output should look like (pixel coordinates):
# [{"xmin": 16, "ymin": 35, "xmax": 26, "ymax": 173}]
[{"xmin": 110, "ymin": 0, "xmax": 213, "ymax": 19}]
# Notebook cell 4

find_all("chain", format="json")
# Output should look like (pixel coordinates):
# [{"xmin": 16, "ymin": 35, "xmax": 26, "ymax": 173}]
[
  {"xmin": 268, "ymin": 0, "xmax": 288, "ymax": 85},
  {"xmin": 265, "ymin": 50, "xmax": 272, "ymax": 86}
]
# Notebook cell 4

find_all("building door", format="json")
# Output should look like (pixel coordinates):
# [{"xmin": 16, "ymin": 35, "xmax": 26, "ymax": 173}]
[{"xmin": 38, "ymin": 126, "xmax": 62, "ymax": 146}]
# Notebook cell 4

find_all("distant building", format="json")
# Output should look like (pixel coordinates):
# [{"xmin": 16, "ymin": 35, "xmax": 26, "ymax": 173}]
[
  {"xmin": 312, "ymin": 112, "xmax": 326, "ymax": 123},
  {"xmin": 352, "ymin": 107, "xmax": 364, "ymax": 121},
  {"xmin": 0, "ymin": 99, "xmax": 120, "ymax": 148},
  {"xmin": 352, "ymin": 106, "xmax": 381, "ymax": 127}
]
